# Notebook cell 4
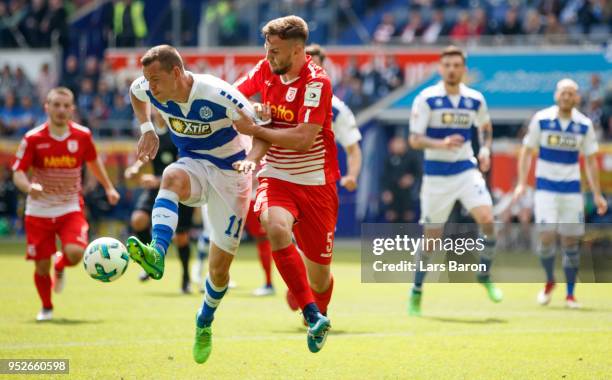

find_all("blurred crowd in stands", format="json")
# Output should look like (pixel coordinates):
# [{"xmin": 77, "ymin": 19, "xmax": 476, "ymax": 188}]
[{"xmin": 373, "ymin": 0, "xmax": 611, "ymax": 45}]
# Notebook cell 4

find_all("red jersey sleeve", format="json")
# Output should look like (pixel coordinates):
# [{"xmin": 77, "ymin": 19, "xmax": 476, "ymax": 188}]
[
  {"xmin": 298, "ymin": 77, "xmax": 332, "ymax": 126},
  {"xmin": 82, "ymin": 132, "xmax": 97, "ymax": 162},
  {"xmin": 11, "ymin": 135, "xmax": 34, "ymax": 172},
  {"xmin": 235, "ymin": 59, "xmax": 266, "ymax": 98}
]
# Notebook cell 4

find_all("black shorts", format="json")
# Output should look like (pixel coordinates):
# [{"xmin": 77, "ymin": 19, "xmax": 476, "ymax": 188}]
[{"xmin": 134, "ymin": 189, "xmax": 194, "ymax": 233}]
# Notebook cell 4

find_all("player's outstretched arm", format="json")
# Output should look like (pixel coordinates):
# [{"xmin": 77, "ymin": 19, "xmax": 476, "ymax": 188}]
[
  {"xmin": 584, "ymin": 154, "xmax": 608, "ymax": 215},
  {"xmin": 130, "ymin": 92, "xmax": 159, "ymax": 163},
  {"xmin": 513, "ymin": 146, "xmax": 534, "ymax": 203},
  {"xmin": 478, "ymin": 122, "xmax": 493, "ymax": 173},
  {"xmin": 86, "ymin": 157, "xmax": 120, "ymax": 206},
  {"xmin": 341, "ymin": 143, "xmax": 362, "ymax": 191},
  {"xmin": 12, "ymin": 170, "xmax": 43, "ymax": 199},
  {"xmin": 233, "ymin": 108, "xmax": 321, "ymax": 152},
  {"xmin": 233, "ymin": 138, "xmax": 271, "ymax": 174}
]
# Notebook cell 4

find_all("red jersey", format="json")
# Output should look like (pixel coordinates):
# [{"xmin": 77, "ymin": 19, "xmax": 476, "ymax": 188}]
[
  {"xmin": 12, "ymin": 122, "xmax": 98, "ymax": 218},
  {"xmin": 236, "ymin": 56, "xmax": 340, "ymax": 186}
]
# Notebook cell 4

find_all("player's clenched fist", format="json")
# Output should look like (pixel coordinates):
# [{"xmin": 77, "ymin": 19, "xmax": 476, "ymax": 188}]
[
  {"xmin": 442, "ymin": 134, "xmax": 465, "ymax": 150},
  {"xmin": 105, "ymin": 187, "xmax": 121, "ymax": 206},
  {"xmin": 232, "ymin": 108, "xmax": 259, "ymax": 136},
  {"xmin": 137, "ymin": 130, "xmax": 160, "ymax": 162},
  {"xmin": 233, "ymin": 160, "xmax": 257, "ymax": 174},
  {"xmin": 28, "ymin": 183, "xmax": 44, "ymax": 200}
]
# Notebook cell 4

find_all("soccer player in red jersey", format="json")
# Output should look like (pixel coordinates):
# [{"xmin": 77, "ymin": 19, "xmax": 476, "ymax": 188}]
[
  {"xmin": 232, "ymin": 15, "xmax": 339, "ymax": 352},
  {"xmin": 12, "ymin": 87, "xmax": 120, "ymax": 322}
]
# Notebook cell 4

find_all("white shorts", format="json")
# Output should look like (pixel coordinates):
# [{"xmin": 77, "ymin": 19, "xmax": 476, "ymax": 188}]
[
  {"xmin": 534, "ymin": 190, "xmax": 585, "ymax": 236},
  {"xmin": 167, "ymin": 157, "xmax": 251, "ymax": 254},
  {"xmin": 420, "ymin": 169, "xmax": 492, "ymax": 224}
]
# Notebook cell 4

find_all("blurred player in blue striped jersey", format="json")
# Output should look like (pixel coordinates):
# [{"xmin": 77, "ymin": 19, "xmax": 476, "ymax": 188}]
[
  {"xmin": 124, "ymin": 45, "xmax": 260, "ymax": 364},
  {"xmin": 513, "ymin": 78, "xmax": 607, "ymax": 309},
  {"xmin": 408, "ymin": 46, "xmax": 503, "ymax": 316}
]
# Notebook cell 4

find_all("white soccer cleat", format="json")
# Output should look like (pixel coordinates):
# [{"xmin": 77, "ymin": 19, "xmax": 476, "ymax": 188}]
[
  {"xmin": 566, "ymin": 296, "xmax": 581, "ymax": 309},
  {"xmin": 36, "ymin": 308, "xmax": 53, "ymax": 322},
  {"xmin": 191, "ymin": 260, "xmax": 203, "ymax": 286},
  {"xmin": 252, "ymin": 285, "xmax": 275, "ymax": 297},
  {"xmin": 537, "ymin": 282, "xmax": 555, "ymax": 306}
]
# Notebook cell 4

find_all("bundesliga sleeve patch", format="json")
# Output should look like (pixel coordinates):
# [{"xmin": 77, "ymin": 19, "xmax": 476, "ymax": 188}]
[{"xmin": 304, "ymin": 82, "xmax": 323, "ymax": 107}]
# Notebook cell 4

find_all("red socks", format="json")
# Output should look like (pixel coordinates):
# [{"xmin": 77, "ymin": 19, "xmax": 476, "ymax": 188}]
[
  {"xmin": 257, "ymin": 240, "xmax": 273, "ymax": 286},
  {"xmin": 54, "ymin": 252, "xmax": 75, "ymax": 272},
  {"xmin": 34, "ymin": 273, "xmax": 53, "ymax": 309},
  {"xmin": 272, "ymin": 244, "xmax": 314, "ymax": 309},
  {"xmin": 312, "ymin": 275, "xmax": 334, "ymax": 315}
]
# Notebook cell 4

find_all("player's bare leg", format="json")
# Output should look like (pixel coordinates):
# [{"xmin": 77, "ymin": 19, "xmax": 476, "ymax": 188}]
[
  {"xmin": 409, "ymin": 225, "xmax": 443, "ymax": 316},
  {"xmin": 34, "ymin": 259, "xmax": 53, "ymax": 321},
  {"xmin": 304, "ymin": 256, "xmax": 333, "ymax": 316},
  {"xmin": 536, "ymin": 231, "xmax": 557, "ymax": 305},
  {"xmin": 193, "ymin": 242, "xmax": 233, "ymax": 364},
  {"xmin": 471, "ymin": 205, "xmax": 503, "ymax": 303},
  {"xmin": 127, "ymin": 167, "xmax": 190, "ymax": 280},
  {"xmin": 261, "ymin": 206, "xmax": 331, "ymax": 353},
  {"xmin": 53, "ymin": 244, "xmax": 84, "ymax": 294}
]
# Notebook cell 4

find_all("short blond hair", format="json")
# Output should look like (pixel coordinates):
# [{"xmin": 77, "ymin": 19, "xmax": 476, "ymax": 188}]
[
  {"xmin": 262, "ymin": 15, "xmax": 309, "ymax": 42},
  {"xmin": 440, "ymin": 45, "xmax": 466, "ymax": 63},
  {"xmin": 46, "ymin": 87, "xmax": 74, "ymax": 103}
]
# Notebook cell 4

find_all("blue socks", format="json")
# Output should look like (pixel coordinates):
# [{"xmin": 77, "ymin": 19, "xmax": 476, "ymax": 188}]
[
  {"xmin": 563, "ymin": 248, "xmax": 579, "ymax": 297},
  {"xmin": 151, "ymin": 189, "xmax": 179, "ymax": 256},
  {"xmin": 541, "ymin": 256, "xmax": 555, "ymax": 283},
  {"xmin": 197, "ymin": 277, "xmax": 228, "ymax": 328}
]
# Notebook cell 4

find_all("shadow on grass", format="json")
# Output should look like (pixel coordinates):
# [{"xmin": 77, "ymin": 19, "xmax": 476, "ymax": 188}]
[
  {"xmin": 271, "ymin": 328, "xmax": 355, "ymax": 335},
  {"xmin": 424, "ymin": 316, "xmax": 508, "ymax": 325},
  {"xmin": 546, "ymin": 306, "xmax": 600, "ymax": 312},
  {"xmin": 28, "ymin": 318, "xmax": 103, "ymax": 325},
  {"xmin": 145, "ymin": 292, "xmax": 197, "ymax": 298}
]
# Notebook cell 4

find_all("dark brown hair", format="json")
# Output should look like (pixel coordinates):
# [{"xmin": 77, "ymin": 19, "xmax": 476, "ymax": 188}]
[
  {"xmin": 305, "ymin": 44, "xmax": 326, "ymax": 63},
  {"xmin": 140, "ymin": 45, "xmax": 184, "ymax": 71},
  {"xmin": 262, "ymin": 15, "xmax": 309, "ymax": 42},
  {"xmin": 440, "ymin": 45, "xmax": 466, "ymax": 63}
]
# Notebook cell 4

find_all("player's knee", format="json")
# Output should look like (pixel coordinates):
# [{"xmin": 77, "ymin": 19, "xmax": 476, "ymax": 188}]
[
  {"xmin": 174, "ymin": 232, "xmax": 189, "ymax": 247},
  {"xmin": 161, "ymin": 168, "xmax": 190, "ymax": 199},
  {"xmin": 265, "ymin": 220, "xmax": 292, "ymax": 244},
  {"xmin": 35, "ymin": 260, "xmax": 51, "ymax": 275},
  {"xmin": 130, "ymin": 212, "xmax": 150, "ymax": 231}
]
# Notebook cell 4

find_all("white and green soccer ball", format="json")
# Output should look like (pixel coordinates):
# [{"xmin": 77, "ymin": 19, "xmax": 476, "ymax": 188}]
[{"xmin": 83, "ymin": 237, "xmax": 129, "ymax": 282}]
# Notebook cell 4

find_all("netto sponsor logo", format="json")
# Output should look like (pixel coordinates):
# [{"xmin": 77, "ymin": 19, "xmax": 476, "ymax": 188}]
[
  {"xmin": 169, "ymin": 117, "xmax": 212, "ymax": 135},
  {"xmin": 44, "ymin": 155, "xmax": 77, "ymax": 168},
  {"xmin": 270, "ymin": 104, "xmax": 295, "ymax": 122}
]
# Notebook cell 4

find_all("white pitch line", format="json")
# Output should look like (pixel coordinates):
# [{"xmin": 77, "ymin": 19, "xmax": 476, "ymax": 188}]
[{"xmin": 2, "ymin": 327, "xmax": 612, "ymax": 351}]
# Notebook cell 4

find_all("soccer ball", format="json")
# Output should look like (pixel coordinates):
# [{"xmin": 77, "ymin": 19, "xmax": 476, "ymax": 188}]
[{"xmin": 83, "ymin": 237, "xmax": 129, "ymax": 282}]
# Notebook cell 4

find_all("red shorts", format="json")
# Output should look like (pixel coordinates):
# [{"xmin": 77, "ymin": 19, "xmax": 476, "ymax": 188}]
[
  {"xmin": 254, "ymin": 177, "xmax": 338, "ymax": 265},
  {"xmin": 24, "ymin": 211, "xmax": 89, "ymax": 261},
  {"xmin": 244, "ymin": 200, "xmax": 266, "ymax": 238}
]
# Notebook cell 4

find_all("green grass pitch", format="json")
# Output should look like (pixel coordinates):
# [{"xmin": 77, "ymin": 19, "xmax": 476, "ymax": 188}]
[{"xmin": 1, "ymin": 241, "xmax": 611, "ymax": 379}]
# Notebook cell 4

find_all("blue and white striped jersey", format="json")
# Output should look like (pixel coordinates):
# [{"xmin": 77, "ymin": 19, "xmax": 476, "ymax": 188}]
[
  {"xmin": 130, "ymin": 72, "xmax": 256, "ymax": 170},
  {"xmin": 410, "ymin": 82, "xmax": 490, "ymax": 176},
  {"xmin": 523, "ymin": 105, "xmax": 598, "ymax": 194},
  {"xmin": 331, "ymin": 95, "xmax": 361, "ymax": 148}
]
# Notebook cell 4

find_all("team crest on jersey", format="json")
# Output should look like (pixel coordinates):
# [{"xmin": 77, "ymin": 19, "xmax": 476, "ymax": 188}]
[
  {"xmin": 571, "ymin": 123, "xmax": 581, "ymax": 133},
  {"xmin": 67, "ymin": 139, "xmax": 78, "ymax": 153},
  {"xmin": 169, "ymin": 117, "xmax": 212, "ymax": 136},
  {"xmin": 435, "ymin": 98, "xmax": 444, "ymax": 107},
  {"xmin": 286, "ymin": 87, "xmax": 297, "ymax": 102},
  {"xmin": 464, "ymin": 98, "xmax": 473, "ymax": 109},
  {"xmin": 199, "ymin": 106, "xmax": 213, "ymax": 120}
]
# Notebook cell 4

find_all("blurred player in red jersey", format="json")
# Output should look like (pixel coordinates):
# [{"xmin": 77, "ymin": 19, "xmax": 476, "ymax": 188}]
[
  {"xmin": 232, "ymin": 15, "xmax": 338, "ymax": 353},
  {"xmin": 12, "ymin": 87, "xmax": 120, "ymax": 322}
]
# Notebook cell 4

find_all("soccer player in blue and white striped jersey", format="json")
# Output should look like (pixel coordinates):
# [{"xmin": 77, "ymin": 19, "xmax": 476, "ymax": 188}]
[
  {"xmin": 125, "ymin": 45, "xmax": 259, "ymax": 364},
  {"xmin": 514, "ymin": 78, "xmax": 607, "ymax": 309},
  {"xmin": 407, "ymin": 46, "xmax": 503, "ymax": 316}
]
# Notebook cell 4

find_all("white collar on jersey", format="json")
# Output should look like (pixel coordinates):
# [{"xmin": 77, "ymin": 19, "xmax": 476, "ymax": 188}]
[{"xmin": 280, "ymin": 75, "xmax": 301, "ymax": 85}]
